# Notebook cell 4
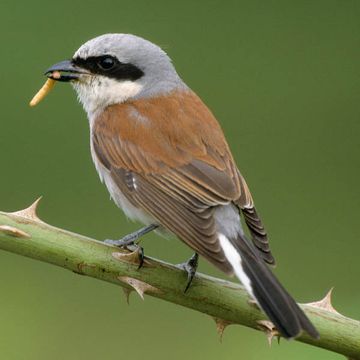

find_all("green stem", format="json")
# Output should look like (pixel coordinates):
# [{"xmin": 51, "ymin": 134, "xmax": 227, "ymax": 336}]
[{"xmin": 0, "ymin": 206, "xmax": 359, "ymax": 359}]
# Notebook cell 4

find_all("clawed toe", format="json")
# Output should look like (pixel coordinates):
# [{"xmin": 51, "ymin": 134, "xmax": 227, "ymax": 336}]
[
  {"xmin": 105, "ymin": 240, "xmax": 144, "ymax": 269},
  {"xmin": 104, "ymin": 224, "xmax": 158, "ymax": 268},
  {"xmin": 179, "ymin": 253, "xmax": 199, "ymax": 293}
]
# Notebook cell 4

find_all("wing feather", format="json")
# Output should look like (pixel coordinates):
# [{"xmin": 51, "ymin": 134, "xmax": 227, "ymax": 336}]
[{"xmin": 93, "ymin": 90, "xmax": 274, "ymax": 266}]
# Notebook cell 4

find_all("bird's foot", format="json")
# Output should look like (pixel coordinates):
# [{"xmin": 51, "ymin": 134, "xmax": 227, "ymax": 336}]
[
  {"xmin": 178, "ymin": 253, "xmax": 199, "ymax": 293},
  {"xmin": 104, "ymin": 224, "xmax": 158, "ymax": 269}
]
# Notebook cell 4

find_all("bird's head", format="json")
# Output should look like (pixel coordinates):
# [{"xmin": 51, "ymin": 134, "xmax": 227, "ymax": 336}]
[{"xmin": 46, "ymin": 33, "xmax": 185, "ymax": 117}]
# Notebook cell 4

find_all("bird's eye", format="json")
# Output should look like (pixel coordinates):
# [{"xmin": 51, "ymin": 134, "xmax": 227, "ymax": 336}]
[{"xmin": 98, "ymin": 57, "xmax": 115, "ymax": 70}]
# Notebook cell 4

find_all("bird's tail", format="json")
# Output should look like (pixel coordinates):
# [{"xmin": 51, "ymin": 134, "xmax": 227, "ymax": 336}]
[{"xmin": 218, "ymin": 233, "xmax": 319, "ymax": 339}]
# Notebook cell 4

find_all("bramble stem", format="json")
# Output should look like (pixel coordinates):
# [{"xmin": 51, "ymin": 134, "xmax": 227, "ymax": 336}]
[{"xmin": 0, "ymin": 206, "xmax": 359, "ymax": 359}]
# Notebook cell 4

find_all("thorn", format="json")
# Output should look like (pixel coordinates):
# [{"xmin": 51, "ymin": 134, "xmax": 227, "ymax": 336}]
[
  {"xmin": 122, "ymin": 287, "xmax": 132, "ymax": 305},
  {"xmin": 212, "ymin": 317, "xmax": 233, "ymax": 342},
  {"xmin": 9, "ymin": 197, "xmax": 43, "ymax": 223},
  {"xmin": 118, "ymin": 276, "xmax": 161, "ymax": 300},
  {"xmin": 305, "ymin": 288, "xmax": 343, "ymax": 316},
  {"xmin": 0, "ymin": 225, "xmax": 31, "ymax": 239},
  {"xmin": 112, "ymin": 247, "xmax": 146, "ymax": 267},
  {"xmin": 75, "ymin": 261, "xmax": 96, "ymax": 275},
  {"xmin": 257, "ymin": 320, "xmax": 280, "ymax": 346},
  {"xmin": 247, "ymin": 298, "xmax": 261, "ymax": 311}
]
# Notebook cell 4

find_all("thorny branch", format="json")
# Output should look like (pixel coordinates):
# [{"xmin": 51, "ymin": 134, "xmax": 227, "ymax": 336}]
[{"xmin": 0, "ymin": 199, "xmax": 359, "ymax": 359}]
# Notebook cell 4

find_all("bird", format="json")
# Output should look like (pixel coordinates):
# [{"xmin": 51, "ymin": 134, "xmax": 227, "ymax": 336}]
[{"xmin": 44, "ymin": 33, "xmax": 319, "ymax": 340}]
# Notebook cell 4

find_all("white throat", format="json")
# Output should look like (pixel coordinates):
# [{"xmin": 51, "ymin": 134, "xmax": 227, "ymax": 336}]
[{"xmin": 72, "ymin": 76, "xmax": 143, "ymax": 121}]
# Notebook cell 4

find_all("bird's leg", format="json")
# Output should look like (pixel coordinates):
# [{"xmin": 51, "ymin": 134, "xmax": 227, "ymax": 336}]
[
  {"xmin": 105, "ymin": 224, "xmax": 158, "ymax": 269},
  {"xmin": 179, "ymin": 253, "xmax": 199, "ymax": 293},
  {"xmin": 105, "ymin": 224, "xmax": 158, "ymax": 246}
]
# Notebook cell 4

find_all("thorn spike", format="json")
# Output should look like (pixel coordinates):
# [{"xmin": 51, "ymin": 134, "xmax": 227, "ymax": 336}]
[
  {"xmin": 212, "ymin": 317, "xmax": 232, "ymax": 342},
  {"xmin": 112, "ymin": 247, "xmax": 147, "ymax": 267},
  {"xmin": 112, "ymin": 249, "xmax": 139, "ymax": 264},
  {"xmin": 0, "ymin": 225, "xmax": 31, "ymax": 239},
  {"xmin": 118, "ymin": 276, "xmax": 160, "ymax": 300},
  {"xmin": 247, "ymin": 298, "xmax": 261, "ymax": 311},
  {"xmin": 9, "ymin": 197, "xmax": 43, "ymax": 222},
  {"xmin": 257, "ymin": 320, "xmax": 280, "ymax": 346},
  {"xmin": 122, "ymin": 287, "xmax": 132, "ymax": 305},
  {"xmin": 306, "ymin": 288, "xmax": 343, "ymax": 316}
]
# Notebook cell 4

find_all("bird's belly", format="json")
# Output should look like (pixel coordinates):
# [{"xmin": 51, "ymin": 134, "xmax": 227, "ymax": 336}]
[
  {"xmin": 90, "ymin": 141, "xmax": 155, "ymax": 225},
  {"xmin": 104, "ymin": 170, "xmax": 155, "ymax": 224}
]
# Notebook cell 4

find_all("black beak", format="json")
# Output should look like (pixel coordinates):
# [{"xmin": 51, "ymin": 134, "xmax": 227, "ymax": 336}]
[{"xmin": 44, "ymin": 60, "xmax": 87, "ymax": 82}]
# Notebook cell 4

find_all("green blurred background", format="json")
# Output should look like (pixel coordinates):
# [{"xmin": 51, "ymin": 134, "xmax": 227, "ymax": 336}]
[{"xmin": 0, "ymin": 0, "xmax": 359, "ymax": 359}]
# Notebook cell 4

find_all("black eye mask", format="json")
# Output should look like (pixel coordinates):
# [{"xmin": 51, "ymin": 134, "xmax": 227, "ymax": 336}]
[{"xmin": 72, "ymin": 55, "xmax": 144, "ymax": 81}]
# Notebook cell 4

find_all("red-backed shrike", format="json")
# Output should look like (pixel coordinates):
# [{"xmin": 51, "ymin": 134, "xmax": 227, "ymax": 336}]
[{"xmin": 45, "ymin": 33, "xmax": 318, "ymax": 339}]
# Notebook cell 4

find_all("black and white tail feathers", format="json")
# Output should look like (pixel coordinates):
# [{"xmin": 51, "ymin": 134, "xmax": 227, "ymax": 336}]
[{"xmin": 219, "ymin": 233, "xmax": 319, "ymax": 339}]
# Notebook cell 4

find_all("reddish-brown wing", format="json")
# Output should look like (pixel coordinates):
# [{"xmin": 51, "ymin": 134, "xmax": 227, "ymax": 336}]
[{"xmin": 93, "ymin": 90, "xmax": 274, "ymax": 267}]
